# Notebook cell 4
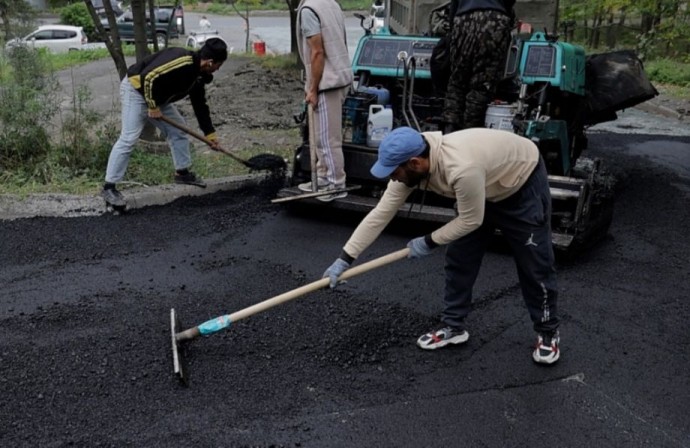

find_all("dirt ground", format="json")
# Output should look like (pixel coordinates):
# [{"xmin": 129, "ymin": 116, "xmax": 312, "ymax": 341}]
[
  {"xmin": 177, "ymin": 56, "xmax": 306, "ymax": 154},
  {"xmin": 177, "ymin": 55, "xmax": 690, "ymax": 151}
]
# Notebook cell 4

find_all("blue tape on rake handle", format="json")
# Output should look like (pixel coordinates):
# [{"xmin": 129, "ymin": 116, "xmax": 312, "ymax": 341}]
[
  {"xmin": 198, "ymin": 315, "xmax": 232, "ymax": 335},
  {"xmin": 178, "ymin": 248, "xmax": 410, "ymax": 340}
]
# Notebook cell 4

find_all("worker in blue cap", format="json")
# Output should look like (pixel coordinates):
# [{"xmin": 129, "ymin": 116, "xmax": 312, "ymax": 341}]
[{"xmin": 322, "ymin": 126, "xmax": 560, "ymax": 365}]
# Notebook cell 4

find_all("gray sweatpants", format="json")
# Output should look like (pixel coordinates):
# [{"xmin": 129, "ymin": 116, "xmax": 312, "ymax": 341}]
[
  {"xmin": 442, "ymin": 158, "xmax": 559, "ymax": 334},
  {"xmin": 312, "ymin": 86, "xmax": 348, "ymax": 188}
]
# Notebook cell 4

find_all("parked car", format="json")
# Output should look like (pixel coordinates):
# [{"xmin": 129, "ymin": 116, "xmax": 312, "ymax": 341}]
[
  {"xmin": 5, "ymin": 25, "xmax": 88, "ymax": 53},
  {"xmin": 92, "ymin": 0, "xmax": 124, "ymax": 18},
  {"xmin": 161, "ymin": 4, "xmax": 186, "ymax": 35},
  {"xmin": 101, "ymin": 8, "xmax": 180, "ymax": 47},
  {"xmin": 185, "ymin": 30, "xmax": 226, "ymax": 50}
]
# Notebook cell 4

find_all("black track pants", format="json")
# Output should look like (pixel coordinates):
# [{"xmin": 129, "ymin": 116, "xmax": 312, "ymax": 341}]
[{"xmin": 442, "ymin": 159, "xmax": 559, "ymax": 334}]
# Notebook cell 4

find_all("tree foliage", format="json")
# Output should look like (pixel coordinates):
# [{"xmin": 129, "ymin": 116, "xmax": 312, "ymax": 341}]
[
  {"xmin": 82, "ymin": 0, "xmax": 127, "ymax": 79},
  {"xmin": 0, "ymin": 0, "xmax": 36, "ymax": 40},
  {"xmin": 560, "ymin": 0, "xmax": 690, "ymax": 59}
]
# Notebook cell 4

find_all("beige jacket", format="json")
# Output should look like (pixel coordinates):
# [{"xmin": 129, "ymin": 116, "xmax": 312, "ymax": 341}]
[{"xmin": 343, "ymin": 128, "xmax": 540, "ymax": 258}]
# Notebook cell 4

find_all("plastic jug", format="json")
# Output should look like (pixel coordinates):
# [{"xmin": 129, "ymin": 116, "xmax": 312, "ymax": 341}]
[
  {"xmin": 358, "ymin": 85, "xmax": 391, "ymax": 105},
  {"xmin": 367, "ymin": 105, "xmax": 393, "ymax": 148}
]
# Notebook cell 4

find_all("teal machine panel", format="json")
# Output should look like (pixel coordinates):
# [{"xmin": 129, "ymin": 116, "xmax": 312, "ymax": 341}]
[
  {"xmin": 351, "ymin": 34, "xmax": 439, "ymax": 79},
  {"xmin": 518, "ymin": 32, "xmax": 586, "ymax": 96}
]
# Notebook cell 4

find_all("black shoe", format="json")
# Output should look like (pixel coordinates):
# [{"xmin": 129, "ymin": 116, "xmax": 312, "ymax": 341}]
[
  {"xmin": 174, "ymin": 171, "xmax": 206, "ymax": 188},
  {"xmin": 101, "ymin": 187, "xmax": 126, "ymax": 208}
]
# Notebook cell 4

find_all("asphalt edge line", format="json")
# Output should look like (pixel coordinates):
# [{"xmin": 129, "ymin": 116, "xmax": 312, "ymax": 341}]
[{"xmin": 0, "ymin": 173, "xmax": 267, "ymax": 221}]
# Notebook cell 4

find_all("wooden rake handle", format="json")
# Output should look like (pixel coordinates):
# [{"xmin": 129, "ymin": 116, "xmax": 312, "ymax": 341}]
[
  {"xmin": 176, "ymin": 248, "xmax": 410, "ymax": 341},
  {"xmin": 157, "ymin": 115, "xmax": 250, "ymax": 166}
]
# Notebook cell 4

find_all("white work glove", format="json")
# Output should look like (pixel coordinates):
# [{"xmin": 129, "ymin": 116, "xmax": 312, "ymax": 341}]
[
  {"xmin": 407, "ymin": 236, "xmax": 435, "ymax": 259},
  {"xmin": 322, "ymin": 258, "xmax": 351, "ymax": 289}
]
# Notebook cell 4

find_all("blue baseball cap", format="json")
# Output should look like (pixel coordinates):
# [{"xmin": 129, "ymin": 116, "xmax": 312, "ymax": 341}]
[{"xmin": 370, "ymin": 127, "xmax": 426, "ymax": 178}]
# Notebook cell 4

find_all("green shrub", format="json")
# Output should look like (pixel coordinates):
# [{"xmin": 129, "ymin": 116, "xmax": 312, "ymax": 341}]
[
  {"xmin": 0, "ymin": 45, "xmax": 121, "ymax": 188},
  {"xmin": 0, "ymin": 46, "xmax": 57, "ymax": 171},
  {"xmin": 206, "ymin": 3, "xmax": 235, "ymax": 15},
  {"xmin": 60, "ymin": 3, "xmax": 97, "ymax": 41}
]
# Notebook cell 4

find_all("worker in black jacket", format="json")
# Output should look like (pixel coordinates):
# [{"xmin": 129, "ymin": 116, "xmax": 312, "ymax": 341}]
[
  {"xmin": 101, "ymin": 38, "xmax": 227, "ymax": 209},
  {"xmin": 442, "ymin": 0, "xmax": 514, "ymax": 133}
]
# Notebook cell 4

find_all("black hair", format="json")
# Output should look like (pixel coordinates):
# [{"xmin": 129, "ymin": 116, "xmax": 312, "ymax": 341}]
[{"xmin": 199, "ymin": 38, "xmax": 228, "ymax": 63}]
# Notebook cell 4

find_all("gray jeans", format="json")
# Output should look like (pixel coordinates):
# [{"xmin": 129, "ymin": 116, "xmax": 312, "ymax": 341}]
[
  {"xmin": 105, "ymin": 78, "xmax": 191, "ymax": 184},
  {"xmin": 442, "ymin": 158, "xmax": 559, "ymax": 334}
]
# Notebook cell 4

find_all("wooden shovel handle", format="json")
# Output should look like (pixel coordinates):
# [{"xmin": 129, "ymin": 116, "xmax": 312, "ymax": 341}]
[{"xmin": 157, "ymin": 115, "xmax": 249, "ymax": 166}]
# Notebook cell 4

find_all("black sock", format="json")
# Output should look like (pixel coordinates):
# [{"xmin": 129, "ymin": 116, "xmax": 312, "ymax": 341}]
[
  {"xmin": 176, "ymin": 169, "xmax": 189, "ymax": 176},
  {"xmin": 103, "ymin": 183, "xmax": 116, "ymax": 190}
]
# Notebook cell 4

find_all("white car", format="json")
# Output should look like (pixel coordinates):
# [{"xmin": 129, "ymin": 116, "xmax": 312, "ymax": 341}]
[
  {"xmin": 185, "ymin": 30, "xmax": 228, "ymax": 50},
  {"xmin": 5, "ymin": 25, "xmax": 88, "ymax": 54}
]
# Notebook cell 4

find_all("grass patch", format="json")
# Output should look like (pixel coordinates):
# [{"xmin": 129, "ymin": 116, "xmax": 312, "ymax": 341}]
[
  {"xmin": 0, "ymin": 171, "xmax": 99, "ymax": 196},
  {"xmin": 645, "ymin": 58, "xmax": 690, "ymax": 88},
  {"xmin": 45, "ymin": 46, "xmax": 137, "ymax": 71},
  {"xmin": 0, "ymin": 129, "xmax": 297, "ymax": 196},
  {"xmin": 116, "ymin": 136, "xmax": 294, "ymax": 193},
  {"xmin": 249, "ymin": 52, "xmax": 301, "ymax": 72},
  {"xmin": 0, "ymin": 46, "xmax": 138, "ymax": 82}
]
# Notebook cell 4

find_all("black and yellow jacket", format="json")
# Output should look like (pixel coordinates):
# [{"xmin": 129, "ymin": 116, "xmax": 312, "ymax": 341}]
[{"xmin": 127, "ymin": 47, "xmax": 215, "ymax": 136}]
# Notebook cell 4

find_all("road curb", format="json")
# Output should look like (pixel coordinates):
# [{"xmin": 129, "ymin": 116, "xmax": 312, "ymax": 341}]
[{"xmin": 0, "ymin": 173, "xmax": 267, "ymax": 221}]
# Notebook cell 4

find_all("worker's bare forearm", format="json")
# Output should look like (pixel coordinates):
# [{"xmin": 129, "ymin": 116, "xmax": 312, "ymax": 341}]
[
  {"xmin": 306, "ymin": 33, "xmax": 326, "ymax": 102},
  {"xmin": 309, "ymin": 52, "xmax": 325, "ymax": 94}
]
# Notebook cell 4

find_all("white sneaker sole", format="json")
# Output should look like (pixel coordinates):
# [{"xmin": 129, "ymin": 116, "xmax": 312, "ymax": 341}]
[
  {"xmin": 416, "ymin": 331, "xmax": 469, "ymax": 350},
  {"xmin": 316, "ymin": 192, "xmax": 348, "ymax": 202},
  {"xmin": 532, "ymin": 349, "xmax": 560, "ymax": 364}
]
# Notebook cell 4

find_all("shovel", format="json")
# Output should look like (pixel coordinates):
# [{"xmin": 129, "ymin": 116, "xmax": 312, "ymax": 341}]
[
  {"xmin": 157, "ymin": 115, "xmax": 286, "ymax": 171},
  {"xmin": 170, "ymin": 247, "xmax": 410, "ymax": 385}
]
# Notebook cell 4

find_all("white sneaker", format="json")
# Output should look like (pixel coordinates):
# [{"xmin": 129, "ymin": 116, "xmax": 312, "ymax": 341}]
[
  {"xmin": 298, "ymin": 181, "xmax": 329, "ymax": 192},
  {"xmin": 532, "ymin": 331, "xmax": 560, "ymax": 365},
  {"xmin": 314, "ymin": 183, "xmax": 349, "ymax": 202},
  {"xmin": 417, "ymin": 326, "xmax": 469, "ymax": 350},
  {"xmin": 316, "ymin": 189, "xmax": 348, "ymax": 202}
]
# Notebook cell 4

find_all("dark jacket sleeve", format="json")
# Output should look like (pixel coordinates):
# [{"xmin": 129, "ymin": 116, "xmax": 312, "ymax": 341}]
[{"xmin": 189, "ymin": 73, "xmax": 215, "ymax": 136}]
